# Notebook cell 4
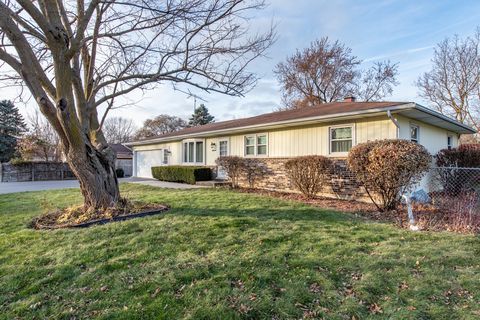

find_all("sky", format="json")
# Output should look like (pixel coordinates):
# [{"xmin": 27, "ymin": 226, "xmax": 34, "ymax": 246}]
[{"xmin": 2, "ymin": 0, "xmax": 480, "ymax": 128}]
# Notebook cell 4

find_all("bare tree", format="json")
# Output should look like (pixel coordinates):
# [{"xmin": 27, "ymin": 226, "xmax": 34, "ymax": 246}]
[
  {"xmin": 134, "ymin": 114, "xmax": 187, "ymax": 139},
  {"xmin": 274, "ymin": 37, "xmax": 398, "ymax": 110},
  {"xmin": 103, "ymin": 117, "xmax": 136, "ymax": 144},
  {"xmin": 0, "ymin": 0, "xmax": 274, "ymax": 213},
  {"xmin": 27, "ymin": 110, "xmax": 62, "ymax": 161},
  {"xmin": 357, "ymin": 61, "xmax": 399, "ymax": 102},
  {"xmin": 416, "ymin": 29, "xmax": 480, "ymax": 132}
]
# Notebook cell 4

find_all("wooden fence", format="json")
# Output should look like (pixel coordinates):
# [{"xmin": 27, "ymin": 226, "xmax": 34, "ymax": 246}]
[{"xmin": 0, "ymin": 162, "xmax": 76, "ymax": 182}]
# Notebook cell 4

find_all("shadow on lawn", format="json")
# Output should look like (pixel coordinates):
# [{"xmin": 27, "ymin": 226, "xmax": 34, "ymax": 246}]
[{"xmin": 149, "ymin": 191, "xmax": 362, "ymax": 225}]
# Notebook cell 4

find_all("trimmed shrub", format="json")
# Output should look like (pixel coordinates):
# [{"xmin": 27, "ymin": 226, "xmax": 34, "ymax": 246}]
[
  {"xmin": 436, "ymin": 144, "xmax": 480, "ymax": 168},
  {"xmin": 215, "ymin": 156, "xmax": 245, "ymax": 188},
  {"xmin": 115, "ymin": 168, "xmax": 125, "ymax": 178},
  {"xmin": 285, "ymin": 155, "xmax": 333, "ymax": 198},
  {"xmin": 348, "ymin": 140, "xmax": 431, "ymax": 211},
  {"xmin": 242, "ymin": 158, "xmax": 267, "ymax": 188},
  {"xmin": 151, "ymin": 166, "xmax": 211, "ymax": 184}
]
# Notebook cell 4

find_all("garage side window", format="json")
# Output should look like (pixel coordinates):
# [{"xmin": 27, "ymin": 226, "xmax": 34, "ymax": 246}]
[{"xmin": 163, "ymin": 149, "xmax": 169, "ymax": 164}]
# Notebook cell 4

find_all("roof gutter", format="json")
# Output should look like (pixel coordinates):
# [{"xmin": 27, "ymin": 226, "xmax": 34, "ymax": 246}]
[
  {"xmin": 412, "ymin": 103, "xmax": 476, "ymax": 133},
  {"xmin": 126, "ymin": 102, "xmax": 476, "ymax": 147}
]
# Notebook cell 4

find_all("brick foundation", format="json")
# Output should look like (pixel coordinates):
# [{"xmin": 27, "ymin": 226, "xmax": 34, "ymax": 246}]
[{"xmin": 233, "ymin": 158, "xmax": 370, "ymax": 202}]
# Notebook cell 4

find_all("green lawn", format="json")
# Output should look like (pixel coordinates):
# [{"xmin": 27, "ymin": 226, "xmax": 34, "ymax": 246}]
[{"xmin": 0, "ymin": 184, "xmax": 479, "ymax": 319}]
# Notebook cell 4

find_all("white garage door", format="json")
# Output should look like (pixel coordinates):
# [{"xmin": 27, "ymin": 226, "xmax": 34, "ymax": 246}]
[{"xmin": 135, "ymin": 150, "xmax": 164, "ymax": 178}]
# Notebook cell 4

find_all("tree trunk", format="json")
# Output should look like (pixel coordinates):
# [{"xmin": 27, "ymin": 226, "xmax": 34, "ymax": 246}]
[{"xmin": 66, "ymin": 140, "xmax": 120, "ymax": 210}]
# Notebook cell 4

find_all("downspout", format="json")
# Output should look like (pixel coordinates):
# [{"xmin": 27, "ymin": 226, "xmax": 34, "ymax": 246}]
[
  {"xmin": 387, "ymin": 110, "xmax": 400, "ymax": 139},
  {"xmin": 387, "ymin": 110, "xmax": 418, "ymax": 230}
]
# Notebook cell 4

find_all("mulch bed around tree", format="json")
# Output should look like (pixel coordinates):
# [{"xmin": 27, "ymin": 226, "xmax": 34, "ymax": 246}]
[{"xmin": 30, "ymin": 202, "xmax": 169, "ymax": 230}]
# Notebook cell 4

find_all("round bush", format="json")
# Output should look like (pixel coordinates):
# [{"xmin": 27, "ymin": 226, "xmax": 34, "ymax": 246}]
[
  {"xmin": 347, "ymin": 140, "xmax": 431, "ymax": 211},
  {"xmin": 285, "ymin": 155, "xmax": 332, "ymax": 198}
]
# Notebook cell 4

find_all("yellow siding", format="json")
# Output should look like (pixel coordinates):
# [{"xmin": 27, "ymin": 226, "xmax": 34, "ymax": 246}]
[
  {"xmin": 132, "ymin": 115, "xmax": 460, "ymax": 174},
  {"xmin": 396, "ymin": 115, "xmax": 458, "ymax": 155},
  {"xmin": 227, "ymin": 116, "xmax": 395, "ymax": 158},
  {"xmin": 132, "ymin": 116, "xmax": 397, "ymax": 169}
]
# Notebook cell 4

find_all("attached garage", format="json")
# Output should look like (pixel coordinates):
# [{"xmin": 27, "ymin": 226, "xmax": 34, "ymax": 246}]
[{"xmin": 134, "ymin": 150, "xmax": 164, "ymax": 178}]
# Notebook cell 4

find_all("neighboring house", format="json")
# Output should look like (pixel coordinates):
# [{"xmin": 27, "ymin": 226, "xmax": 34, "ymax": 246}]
[
  {"xmin": 110, "ymin": 144, "xmax": 133, "ymax": 177},
  {"xmin": 126, "ymin": 99, "xmax": 475, "ymax": 198}
]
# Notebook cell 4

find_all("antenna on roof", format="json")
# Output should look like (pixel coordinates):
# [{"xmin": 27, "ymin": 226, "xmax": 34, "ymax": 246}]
[{"xmin": 186, "ymin": 91, "xmax": 208, "ymax": 113}]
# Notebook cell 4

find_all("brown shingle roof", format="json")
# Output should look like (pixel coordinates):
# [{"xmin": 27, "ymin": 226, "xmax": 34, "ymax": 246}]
[
  {"xmin": 110, "ymin": 144, "xmax": 133, "ymax": 159},
  {"xmin": 132, "ymin": 101, "xmax": 409, "ymax": 143}
]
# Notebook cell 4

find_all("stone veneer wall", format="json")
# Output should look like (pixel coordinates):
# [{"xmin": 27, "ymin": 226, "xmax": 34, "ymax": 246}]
[{"xmin": 235, "ymin": 158, "xmax": 369, "ymax": 201}]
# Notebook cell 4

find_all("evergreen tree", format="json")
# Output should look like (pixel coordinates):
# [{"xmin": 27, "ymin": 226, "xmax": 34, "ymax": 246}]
[
  {"xmin": 0, "ymin": 100, "xmax": 26, "ymax": 162},
  {"xmin": 188, "ymin": 104, "xmax": 215, "ymax": 126}
]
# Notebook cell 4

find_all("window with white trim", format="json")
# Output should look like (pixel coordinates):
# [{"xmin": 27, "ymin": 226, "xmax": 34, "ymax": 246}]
[
  {"xmin": 447, "ymin": 135, "xmax": 453, "ymax": 150},
  {"xmin": 162, "ymin": 149, "xmax": 169, "ymax": 164},
  {"xmin": 244, "ymin": 133, "xmax": 267, "ymax": 156},
  {"xmin": 410, "ymin": 124, "xmax": 419, "ymax": 143},
  {"xmin": 219, "ymin": 140, "xmax": 228, "ymax": 157},
  {"xmin": 182, "ymin": 140, "xmax": 204, "ymax": 163},
  {"xmin": 329, "ymin": 126, "xmax": 353, "ymax": 153},
  {"xmin": 257, "ymin": 135, "xmax": 267, "ymax": 155}
]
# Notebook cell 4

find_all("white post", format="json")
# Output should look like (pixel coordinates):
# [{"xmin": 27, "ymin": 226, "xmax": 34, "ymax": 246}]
[
  {"xmin": 402, "ymin": 194, "xmax": 419, "ymax": 231},
  {"xmin": 132, "ymin": 151, "xmax": 137, "ymax": 177}
]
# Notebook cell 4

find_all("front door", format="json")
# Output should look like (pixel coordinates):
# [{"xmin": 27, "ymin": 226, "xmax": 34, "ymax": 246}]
[{"xmin": 217, "ymin": 140, "xmax": 229, "ymax": 179}]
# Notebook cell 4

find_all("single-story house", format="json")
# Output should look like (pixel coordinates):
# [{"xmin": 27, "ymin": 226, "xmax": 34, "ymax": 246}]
[
  {"xmin": 126, "ymin": 99, "xmax": 475, "ymax": 198},
  {"xmin": 110, "ymin": 143, "xmax": 133, "ymax": 177}
]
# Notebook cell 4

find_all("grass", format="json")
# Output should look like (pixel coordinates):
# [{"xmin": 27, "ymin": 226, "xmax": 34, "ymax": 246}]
[{"xmin": 0, "ymin": 184, "xmax": 479, "ymax": 319}]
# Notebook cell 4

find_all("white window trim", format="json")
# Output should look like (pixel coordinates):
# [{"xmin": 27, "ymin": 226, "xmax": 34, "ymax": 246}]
[
  {"xmin": 410, "ymin": 123, "xmax": 420, "ymax": 143},
  {"xmin": 218, "ymin": 138, "xmax": 230, "ymax": 157},
  {"xmin": 244, "ymin": 133, "xmax": 268, "ymax": 157},
  {"xmin": 162, "ymin": 148, "xmax": 169, "ymax": 165},
  {"xmin": 329, "ymin": 124, "xmax": 355, "ymax": 156},
  {"xmin": 182, "ymin": 139, "xmax": 205, "ymax": 165},
  {"xmin": 447, "ymin": 135, "xmax": 453, "ymax": 149}
]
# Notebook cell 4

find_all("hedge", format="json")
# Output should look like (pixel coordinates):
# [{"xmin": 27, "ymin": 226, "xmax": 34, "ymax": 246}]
[
  {"xmin": 115, "ymin": 168, "xmax": 125, "ymax": 178},
  {"xmin": 151, "ymin": 166, "xmax": 211, "ymax": 184}
]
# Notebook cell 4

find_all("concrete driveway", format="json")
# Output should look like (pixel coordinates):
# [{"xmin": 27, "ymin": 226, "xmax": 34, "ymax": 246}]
[{"xmin": 0, "ymin": 177, "xmax": 206, "ymax": 195}]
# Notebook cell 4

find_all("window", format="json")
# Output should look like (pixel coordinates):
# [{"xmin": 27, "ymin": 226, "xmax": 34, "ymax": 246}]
[
  {"xmin": 257, "ymin": 135, "xmax": 267, "ymax": 155},
  {"xmin": 244, "ymin": 134, "xmax": 268, "ymax": 156},
  {"xmin": 410, "ymin": 124, "xmax": 419, "ymax": 143},
  {"xmin": 188, "ymin": 142, "xmax": 194, "ymax": 162},
  {"xmin": 196, "ymin": 141, "xmax": 203, "ymax": 163},
  {"xmin": 219, "ymin": 140, "xmax": 228, "ymax": 157},
  {"xmin": 447, "ymin": 136, "xmax": 453, "ymax": 150},
  {"xmin": 183, "ymin": 140, "xmax": 204, "ymax": 163},
  {"xmin": 245, "ymin": 136, "xmax": 255, "ymax": 155},
  {"xmin": 162, "ymin": 149, "xmax": 169, "ymax": 164},
  {"xmin": 329, "ymin": 126, "xmax": 353, "ymax": 153}
]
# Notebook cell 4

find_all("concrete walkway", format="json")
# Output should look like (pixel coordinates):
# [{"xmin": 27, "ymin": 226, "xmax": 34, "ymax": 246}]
[{"xmin": 0, "ymin": 177, "xmax": 206, "ymax": 195}]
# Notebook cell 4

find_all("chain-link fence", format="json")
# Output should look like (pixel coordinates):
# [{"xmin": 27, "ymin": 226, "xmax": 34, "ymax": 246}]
[
  {"xmin": 420, "ymin": 167, "xmax": 480, "ymax": 232},
  {"xmin": 427, "ymin": 167, "xmax": 480, "ymax": 196}
]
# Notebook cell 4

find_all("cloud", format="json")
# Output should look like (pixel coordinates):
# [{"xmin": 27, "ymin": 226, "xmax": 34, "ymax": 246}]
[{"xmin": 364, "ymin": 46, "xmax": 434, "ymax": 62}]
